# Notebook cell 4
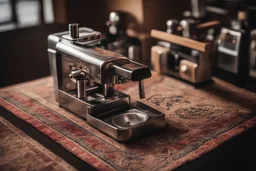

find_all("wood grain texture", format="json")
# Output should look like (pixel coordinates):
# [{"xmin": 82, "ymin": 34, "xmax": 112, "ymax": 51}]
[
  {"xmin": 197, "ymin": 21, "xmax": 221, "ymax": 30},
  {"xmin": 150, "ymin": 29, "xmax": 210, "ymax": 52}
]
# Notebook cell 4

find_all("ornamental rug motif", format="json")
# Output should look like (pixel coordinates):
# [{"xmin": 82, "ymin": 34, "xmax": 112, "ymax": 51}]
[{"xmin": 1, "ymin": 73, "xmax": 256, "ymax": 171}]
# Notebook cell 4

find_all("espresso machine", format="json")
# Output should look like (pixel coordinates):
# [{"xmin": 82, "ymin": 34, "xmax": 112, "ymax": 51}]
[
  {"xmin": 250, "ymin": 30, "xmax": 256, "ymax": 79},
  {"xmin": 150, "ymin": 19, "xmax": 218, "ymax": 84},
  {"xmin": 48, "ymin": 23, "xmax": 165, "ymax": 141},
  {"xmin": 214, "ymin": 10, "xmax": 250, "ymax": 86},
  {"xmin": 101, "ymin": 12, "xmax": 142, "ymax": 62}
]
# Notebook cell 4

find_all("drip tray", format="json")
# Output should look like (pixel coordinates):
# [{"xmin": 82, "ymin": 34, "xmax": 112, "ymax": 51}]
[
  {"xmin": 112, "ymin": 112, "xmax": 149, "ymax": 128},
  {"xmin": 87, "ymin": 101, "xmax": 165, "ymax": 141}
]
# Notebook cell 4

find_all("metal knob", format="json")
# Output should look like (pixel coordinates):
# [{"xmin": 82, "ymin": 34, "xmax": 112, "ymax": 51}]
[
  {"xmin": 180, "ymin": 19, "xmax": 197, "ymax": 38},
  {"xmin": 109, "ymin": 12, "xmax": 120, "ymax": 24},
  {"xmin": 180, "ymin": 65, "xmax": 188, "ymax": 73},
  {"xmin": 166, "ymin": 19, "xmax": 179, "ymax": 34},
  {"xmin": 69, "ymin": 23, "xmax": 79, "ymax": 39}
]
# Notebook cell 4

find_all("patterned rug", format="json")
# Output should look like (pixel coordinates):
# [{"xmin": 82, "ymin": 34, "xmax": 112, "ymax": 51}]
[
  {"xmin": 0, "ymin": 116, "xmax": 76, "ymax": 171},
  {"xmin": 0, "ymin": 73, "xmax": 256, "ymax": 171}
]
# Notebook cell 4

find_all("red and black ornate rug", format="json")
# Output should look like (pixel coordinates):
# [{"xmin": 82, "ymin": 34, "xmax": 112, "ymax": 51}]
[
  {"xmin": 0, "ymin": 116, "xmax": 76, "ymax": 171},
  {"xmin": 1, "ymin": 73, "xmax": 256, "ymax": 171}
]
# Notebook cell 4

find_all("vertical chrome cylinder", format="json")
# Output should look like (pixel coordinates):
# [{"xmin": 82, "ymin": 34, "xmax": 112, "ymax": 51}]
[
  {"xmin": 69, "ymin": 23, "xmax": 79, "ymax": 38},
  {"xmin": 180, "ymin": 19, "xmax": 197, "ymax": 38},
  {"xmin": 103, "ymin": 83, "xmax": 114, "ymax": 97},
  {"xmin": 103, "ymin": 84, "xmax": 108, "ymax": 97},
  {"xmin": 138, "ymin": 80, "xmax": 145, "ymax": 99},
  {"xmin": 191, "ymin": 0, "xmax": 206, "ymax": 19},
  {"xmin": 113, "ymin": 75, "xmax": 119, "ymax": 84},
  {"xmin": 77, "ymin": 79, "xmax": 86, "ymax": 99}
]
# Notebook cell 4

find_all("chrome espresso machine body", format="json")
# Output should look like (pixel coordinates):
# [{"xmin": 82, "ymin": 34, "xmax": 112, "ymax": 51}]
[{"xmin": 48, "ymin": 24, "xmax": 165, "ymax": 141}]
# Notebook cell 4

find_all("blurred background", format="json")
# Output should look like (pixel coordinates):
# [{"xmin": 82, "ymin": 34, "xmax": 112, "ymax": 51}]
[{"xmin": 0, "ymin": 0, "xmax": 255, "ymax": 87}]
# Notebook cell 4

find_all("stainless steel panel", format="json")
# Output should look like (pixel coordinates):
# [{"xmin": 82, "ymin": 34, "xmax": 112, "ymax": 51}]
[{"xmin": 48, "ymin": 49, "xmax": 59, "ymax": 101}]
